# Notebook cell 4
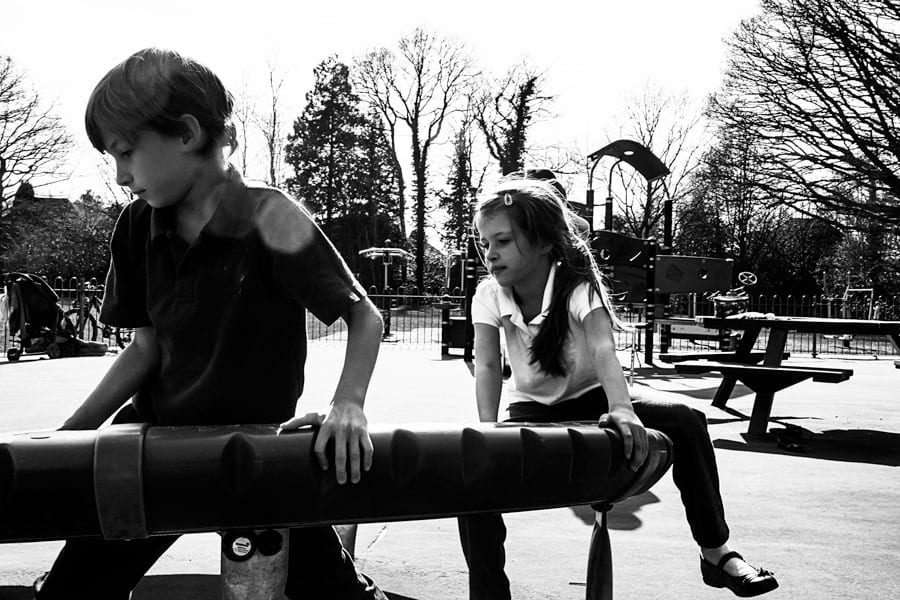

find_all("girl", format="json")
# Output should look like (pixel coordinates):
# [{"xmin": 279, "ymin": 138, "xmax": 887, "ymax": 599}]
[{"xmin": 457, "ymin": 175, "xmax": 778, "ymax": 598}]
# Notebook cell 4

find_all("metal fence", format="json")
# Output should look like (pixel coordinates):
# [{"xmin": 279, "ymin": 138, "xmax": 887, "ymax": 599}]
[
  {"xmin": 2, "ymin": 279, "xmax": 898, "ymax": 359},
  {"xmin": 306, "ymin": 293, "xmax": 454, "ymax": 348},
  {"xmin": 669, "ymin": 292, "xmax": 900, "ymax": 321}
]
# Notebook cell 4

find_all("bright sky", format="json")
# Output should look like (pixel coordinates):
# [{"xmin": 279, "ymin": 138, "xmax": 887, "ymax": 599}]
[{"xmin": 3, "ymin": 0, "xmax": 760, "ymax": 204}]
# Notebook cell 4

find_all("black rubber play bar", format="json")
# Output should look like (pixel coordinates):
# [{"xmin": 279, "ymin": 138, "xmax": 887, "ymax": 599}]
[{"xmin": 0, "ymin": 422, "xmax": 672, "ymax": 543}]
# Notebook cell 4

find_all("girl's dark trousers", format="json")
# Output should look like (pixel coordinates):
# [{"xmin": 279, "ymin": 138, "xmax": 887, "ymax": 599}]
[
  {"xmin": 35, "ymin": 406, "xmax": 386, "ymax": 600},
  {"xmin": 457, "ymin": 387, "xmax": 730, "ymax": 600}
]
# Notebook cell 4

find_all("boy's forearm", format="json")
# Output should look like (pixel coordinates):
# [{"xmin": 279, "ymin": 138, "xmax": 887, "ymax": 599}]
[
  {"xmin": 332, "ymin": 299, "xmax": 383, "ymax": 406},
  {"xmin": 60, "ymin": 329, "xmax": 159, "ymax": 430}
]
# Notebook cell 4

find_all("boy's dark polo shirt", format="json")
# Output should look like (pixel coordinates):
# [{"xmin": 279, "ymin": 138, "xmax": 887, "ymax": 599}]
[{"xmin": 100, "ymin": 170, "xmax": 366, "ymax": 426}]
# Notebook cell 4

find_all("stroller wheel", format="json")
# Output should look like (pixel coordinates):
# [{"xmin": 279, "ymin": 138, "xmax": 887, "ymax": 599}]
[
  {"xmin": 47, "ymin": 343, "xmax": 62, "ymax": 359},
  {"xmin": 6, "ymin": 347, "xmax": 21, "ymax": 361}
]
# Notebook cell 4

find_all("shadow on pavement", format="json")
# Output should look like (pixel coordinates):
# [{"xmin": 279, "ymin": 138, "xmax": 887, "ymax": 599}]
[
  {"xmin": 0, "ymin": 587, "xmax": 31, "ymax": 600},
  {"xmin": 632, "ymin": 369, "xmax": 753, "ymax": 401},
  {"xmin": 132, "ymin": 574, "xmax": 220, "ymax": 598},
  {"xmin": 714, "ymin": 426, "xmax": 900, "ymax": 466},
  {"xmin": 0, "ymin": 577, "xmax": 423, "ymax": 600},
  {"xmin": 568, "ymin": 491, "xmax": 661, "ymax": 531}
]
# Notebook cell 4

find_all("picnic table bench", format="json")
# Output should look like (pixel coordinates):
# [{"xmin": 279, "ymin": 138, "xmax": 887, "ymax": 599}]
[
  {"xmin": 670, "ymin": 315, "xmax": 900, "ymax": 434},
  {"xmin": 659, "ymin": 351, "xmax": 789, "ymax": 364},
  {"xmin": 674, "ymin": 360, "xmax": 853, "ymax": 434}
]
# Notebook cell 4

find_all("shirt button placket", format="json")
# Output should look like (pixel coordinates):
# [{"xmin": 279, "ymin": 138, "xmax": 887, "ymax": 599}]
[{"xmin": 175, "ymin": 251, "xmax": 197, "ymax": 305}]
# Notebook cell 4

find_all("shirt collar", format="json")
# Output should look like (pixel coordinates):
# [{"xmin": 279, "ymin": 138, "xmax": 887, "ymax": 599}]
[
  {"xmin": 497, "ymin": 262, "xmax": 558, "ymax": 330},
  {"xmin": 150, "ymin": 166, "xmax": 247, "ymax": 242}
]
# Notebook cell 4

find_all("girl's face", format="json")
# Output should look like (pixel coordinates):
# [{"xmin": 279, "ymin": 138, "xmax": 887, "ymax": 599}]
[
  {"xmin": 476, "ymin": 210, "xmax": 552, "ymax": 291},
  {"xmin": 102, "ymin": 128, "xmax": 196, "ymax": 209}
]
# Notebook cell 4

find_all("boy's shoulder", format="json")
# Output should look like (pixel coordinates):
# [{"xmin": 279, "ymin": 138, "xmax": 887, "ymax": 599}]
[
  {"xmin": 239, "ymin": 176, "xmax": 313, "ymax": 219},
  {"xmin": 235, "ymin": 178, "xmax": 323, "ymax": 253}
]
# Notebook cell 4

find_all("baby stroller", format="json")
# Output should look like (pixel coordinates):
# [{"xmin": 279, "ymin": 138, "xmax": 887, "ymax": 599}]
[{"xmin": 3, "ymin": 272, "xmax": 107, "ymax": 361}]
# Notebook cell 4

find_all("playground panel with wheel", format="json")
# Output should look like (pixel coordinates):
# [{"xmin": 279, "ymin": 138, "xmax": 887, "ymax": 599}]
[{"xmin": 589, "ymin": 231, "xmax": 735, "ymax": 362}]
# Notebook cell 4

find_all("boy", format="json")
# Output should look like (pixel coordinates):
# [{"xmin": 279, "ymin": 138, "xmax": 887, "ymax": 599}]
[{"xmin": 36, "ymin": 47, "xmax": 386, "ymax": 599}]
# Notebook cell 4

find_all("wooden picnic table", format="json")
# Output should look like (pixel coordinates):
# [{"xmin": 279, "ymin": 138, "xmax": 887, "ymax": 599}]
[{"xmin": 672, "ymin": 316, "xmax": 900, "ymax": 434}]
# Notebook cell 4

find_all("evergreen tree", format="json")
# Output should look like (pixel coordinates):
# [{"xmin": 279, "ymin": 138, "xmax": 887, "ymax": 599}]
[
  {"xmin": 438, "ymin": 127, "xmax": 478, "ymax": 253},
  {"xmin": 285, "ymin": 56, "xmax": 363, "ymax": 226},
  {"xmin": 284, "ymin": 57, "xmax": 400, "ymax": 287}
]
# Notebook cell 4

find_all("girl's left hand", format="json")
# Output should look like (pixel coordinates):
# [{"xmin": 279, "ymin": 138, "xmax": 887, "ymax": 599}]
[{"xmin": 599, "ymin": 408, "xmax": 648, "ymax": 472}]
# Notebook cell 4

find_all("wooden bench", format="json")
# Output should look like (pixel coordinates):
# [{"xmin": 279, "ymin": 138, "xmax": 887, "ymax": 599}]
[
  {"xmin": 674, "ymin": 360, "xmax": 853, "ymax": 434},
  {"xmin": 659, "ymin": 351, "xmax": 789, "ymax": 364}
]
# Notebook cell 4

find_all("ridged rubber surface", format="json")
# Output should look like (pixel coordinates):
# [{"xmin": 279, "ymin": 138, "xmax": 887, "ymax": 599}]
[{"xmin": 0, "ymin": 422, "xmax": 672, "ymax": 542}]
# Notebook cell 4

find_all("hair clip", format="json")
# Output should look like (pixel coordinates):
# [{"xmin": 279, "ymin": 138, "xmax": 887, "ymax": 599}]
[{"xmin": 503, "ymin": 192, "xmax": 513, "ymax": 206}]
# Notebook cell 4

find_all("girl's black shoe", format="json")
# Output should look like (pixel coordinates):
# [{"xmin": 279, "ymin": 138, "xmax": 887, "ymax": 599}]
[{"xmin": 701, "ymin": 551, "xmax": 779, "ymax": 597}]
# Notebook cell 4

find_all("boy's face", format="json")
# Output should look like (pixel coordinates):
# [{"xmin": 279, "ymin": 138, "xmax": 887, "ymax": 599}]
[
  {"xmin": 476, "ymin": 210, "xmax": 551, "ymax": 291},
  {"xmin": 102, "ymin": 129, "xmax": 196, "ymax": 209}
]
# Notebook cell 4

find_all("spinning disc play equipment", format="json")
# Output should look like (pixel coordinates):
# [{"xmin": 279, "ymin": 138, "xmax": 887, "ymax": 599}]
[
  {"xmin": 358, "ymin": 246, "xmax": 411, "ymax": 341},
  {"xmin": 0, "ymin": 422, "xmax": 672, "ymax": 598}
]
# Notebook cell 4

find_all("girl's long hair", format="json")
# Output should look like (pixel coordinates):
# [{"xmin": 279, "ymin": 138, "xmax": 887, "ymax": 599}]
[{"xmin": 474, "ymin": 178, "xmax": 627, "ymax": 377}]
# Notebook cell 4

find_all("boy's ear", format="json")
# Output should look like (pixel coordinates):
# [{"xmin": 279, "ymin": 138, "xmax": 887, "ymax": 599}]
[{"xmin": 177, "ymin": 114, "xmax": 207, "ymax": 152}]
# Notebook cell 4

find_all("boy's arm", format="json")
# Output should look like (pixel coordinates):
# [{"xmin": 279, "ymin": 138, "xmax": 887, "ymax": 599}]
[
  {"xmin": 60, "ymin": 327, "xmax": 159, "ymax": 430},
  {"xmin": 583, "ymin": 309, "xmax": 648, "ymax": 471},
  {"xmin": 285, "ymin": 297, "xmax": 383, "ymax": 485},
  {"xmin": 473, "ymin": 323, "xmax": 503, "ymax": 422}
]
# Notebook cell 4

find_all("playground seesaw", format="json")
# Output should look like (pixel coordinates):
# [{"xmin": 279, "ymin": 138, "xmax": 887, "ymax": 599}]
[{"xmin": 0, "ymin": 422, "xmax": 672, "ymax": 598}]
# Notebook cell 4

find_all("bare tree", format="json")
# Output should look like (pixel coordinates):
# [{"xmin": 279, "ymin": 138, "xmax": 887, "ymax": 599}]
[
  {"xmin": 255, "ymin": 61, "xmax": 289, "ymax": 187},
  {"xmin": 232, "ymin": 77, "xmax": 257, "ymax": 176},
  {"xmin": 0, "ymin": 56, "xmax": 73, "ymax": 223},
  {"xmin": 353, "ymin": 48, "xmax": 407, "ymax": 246},
  {"xmin": 355, "ymin": 28, "xmax": 477, "ymax": 288},
  {"xmin": 605, "ymin": 85, "xmax": 705, "ymax": 241},
  {"xmin": 475, "ymin": 62, "xmax": 554, "ymax": 176},
  {"xmin": 709, "ymin": 0, "xmax": 900, "ymax": 225}
]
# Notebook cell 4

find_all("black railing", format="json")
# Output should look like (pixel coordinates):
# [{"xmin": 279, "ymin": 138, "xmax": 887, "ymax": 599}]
[
  {"xmin": 668, "ymin": 292, "xmax": 900, "ymax": 321},
  {"xmin": 307, "ymin": 293, "xmax": 463, "ymax": 348},
  {"xmin": 663, "ymin": 292, "xmax": 900, "ymax": 357},
  {"xmin": 2, "ymin": 280, "xmax": 898, "ymax": 358}
]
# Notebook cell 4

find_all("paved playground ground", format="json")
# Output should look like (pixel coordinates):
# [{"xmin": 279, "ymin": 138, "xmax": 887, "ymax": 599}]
[{"xmin": 1, "ymin": 345, "xmax": 898, "ymax": 599}]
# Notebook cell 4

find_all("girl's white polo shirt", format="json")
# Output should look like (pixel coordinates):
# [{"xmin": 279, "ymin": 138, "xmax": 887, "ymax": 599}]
[{"xmin": 471, "ymin": 263, "xmax": 607, "ymax": 406}]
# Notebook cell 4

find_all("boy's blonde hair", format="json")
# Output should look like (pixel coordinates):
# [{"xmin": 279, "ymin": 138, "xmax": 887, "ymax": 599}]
[{"xmin": 85, "ymin": 47, "xmax": 235, "ymax": 155}]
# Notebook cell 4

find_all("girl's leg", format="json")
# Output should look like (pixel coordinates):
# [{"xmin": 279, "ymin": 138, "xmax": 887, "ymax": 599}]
[
  {"xmin": 630, "ymin": 388, "xmax": 730, "ymax": 548},
  {"xmin": 457, "ymin": 514, "xmax": 511, "ymax": 600},
  {"xmin": 454, "ymin": 393, "xmax": 606, "ymax": 599},
  {"xmin": 630, "ymin": 389, "xmax": 777, "ymax": 595}
]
